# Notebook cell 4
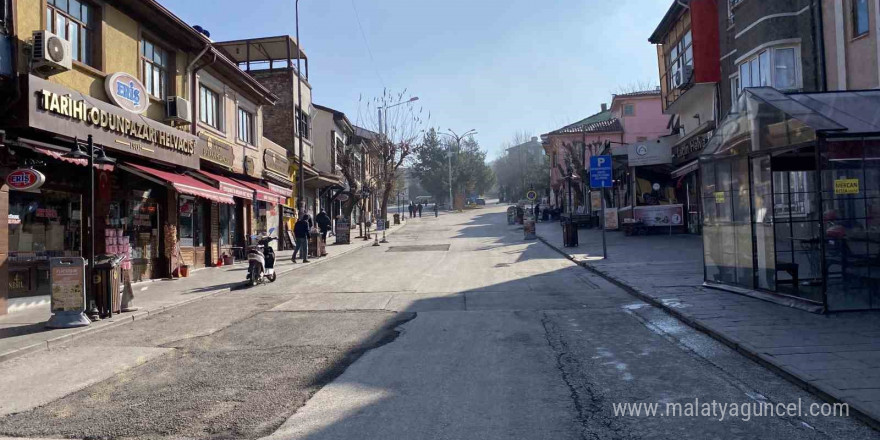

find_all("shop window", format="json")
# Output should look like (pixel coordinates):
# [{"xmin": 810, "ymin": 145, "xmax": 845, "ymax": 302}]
[
  {"xmin": 141, "ymin": 39, "xmax": 168, "ymax": 99},
  {"xmin": 219, "ymin": 203, "xmax": 236, "ymax": 247},
  {"xmin": 178, "ymin": 196, "xmax": 205, "ymax": 247},
  {"xmin": 46, "ymin": 0, "xmax": 94, "ymax": 66},
  {"xmin": 199, "ymin": 85, "xmax": 220, "ymax": 129},
  {"xmin": 853, "ymin": 0, "xmax": 869, "ymax": 38},
  {"xmin": 238, "ymin": 107, "xmax": 255, "ymax": 145},
  {"xmin": 737, "ymin": 47, "xmax": 801, "ymax": 94}
]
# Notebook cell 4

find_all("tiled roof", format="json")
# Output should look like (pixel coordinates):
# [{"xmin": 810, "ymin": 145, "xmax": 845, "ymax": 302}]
[
  {"xmin": 613, "ymin": 89, "xmax": 661, "ymax": 98},
  {"xmin": 547, "ymin": 111, "xmax": 623, "ymax": 135}
]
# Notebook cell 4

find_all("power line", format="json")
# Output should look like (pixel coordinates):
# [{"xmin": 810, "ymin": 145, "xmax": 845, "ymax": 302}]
[{"xmin": 350, "ymin": 0, "xmax": 386, "ymax": 89}]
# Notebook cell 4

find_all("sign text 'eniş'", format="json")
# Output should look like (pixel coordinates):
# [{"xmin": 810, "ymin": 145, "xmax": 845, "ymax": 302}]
[{"xmin": 38, "ymin": 90, "xmax": 196, "ymax": 156}]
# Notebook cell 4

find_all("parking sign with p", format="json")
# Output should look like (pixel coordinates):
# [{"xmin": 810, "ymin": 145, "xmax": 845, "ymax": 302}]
[{"xmin": 589, "ymin": 155, "xmax": 613, "ymax": 189}]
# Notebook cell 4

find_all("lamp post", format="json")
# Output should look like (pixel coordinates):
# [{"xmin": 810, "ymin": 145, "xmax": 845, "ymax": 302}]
[
  {"xmin": 295, "ymin": 0, "xmax": 307, "ymax": 218},
  {"xmin": 378, "ymin": 97, "xmax": 419, "ymax": 143},
  {"xmin": 64, "ymin": 135, "xmax": 116, "ymax": 320},
  {"xmin": 438, "ymin": 129, "xmax": 477, "ymax": 211}
]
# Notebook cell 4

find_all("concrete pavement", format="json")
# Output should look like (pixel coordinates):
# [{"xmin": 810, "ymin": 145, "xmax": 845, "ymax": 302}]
[
  {"xmin": 535, "ymin": 217, "xmax": 880, "ymax": 429},
  {"xmin": 0, "ymin": 205, "xmax": 876, "ymax": 439}
]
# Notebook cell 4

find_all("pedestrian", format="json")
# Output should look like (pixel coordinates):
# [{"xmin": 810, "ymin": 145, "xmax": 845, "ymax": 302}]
[
  {"xmin": 417, "ymin": 203, "xmax": 423, "ymax": 217},
  {"xmin": 316, "ymin": 209, "xmax": 331, "ymax": 243},
  {"xmin": 433, "ymin": 203, "xmax": 438, "ymax": 217},
  {"xmin": 534, "ymin": 203, "xmax": 541, "ymax": 222},
  {"xmin": 292, "ymin": 216, "xmax": 310, "ymax": 263},
  {"xmin": 409, "ymin": 201, "xmax": 415, "ymax": 217}
]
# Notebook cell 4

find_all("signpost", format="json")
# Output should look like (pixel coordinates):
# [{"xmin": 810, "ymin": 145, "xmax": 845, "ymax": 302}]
[{"xmin": 590, "ymin": 155, "xmax": 613, "ymax": 259}]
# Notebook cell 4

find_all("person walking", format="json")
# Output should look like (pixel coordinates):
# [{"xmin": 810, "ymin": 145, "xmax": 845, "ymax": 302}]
[
  {"xmin": 534, "ymin": 203, "xmax": 541, "ymax": 222},
  {"xmin": 409, "ymin": 201, "xmax": 415, "ymax": 217},
  {"xmin": 433, "ymin": 203, "xmax": 438, "ymax": 217},
  {"xmin": 316, "ymin": 209, "xmax": 331, "ymax": 243},
  {"xmin": 417, "ymin": 203, "xmax": 423, "ymax": 218},
  {"xmin": 292, "ymin": 216, "xmax": 310, "ymax": 263}
]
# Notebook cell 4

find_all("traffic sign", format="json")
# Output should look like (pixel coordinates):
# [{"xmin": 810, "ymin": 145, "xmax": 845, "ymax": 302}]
[
  {"xmin": 589, "ymin": 155, "xmax": 613, "ymax": 189},
  {"xmin": 526, "ymin": 190, "xmax": 537, "ymax": 201}
]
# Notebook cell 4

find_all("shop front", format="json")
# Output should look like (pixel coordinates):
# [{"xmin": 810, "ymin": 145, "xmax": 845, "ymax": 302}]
[
  {"xmin": 263, "ymin": 148, "xmax": 295, "ymax": 249},
  {"xmin": 613, "ymin": 137, "xmax": 685, "ymax": 231},
  {"xmin": 2, "ymin": 74, "xmax": 206, "ymax": 312},
  {"xmin": 671, "ymin": 123, "xmax": 714, "ymax": 235},
  {"xmin": 701, "ymin": 88, "xmax": 880, "ymax": 312},
  {"xmin": 232, "ymin": 178, "xmax": 286, "ymax": 242}
]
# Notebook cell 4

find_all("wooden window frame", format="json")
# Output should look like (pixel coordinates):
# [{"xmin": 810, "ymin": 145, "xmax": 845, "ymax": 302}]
[
  {"xmin": 199, "ymin": 85, "xmax": 221, "ymax": 129},
  {"xmin": 45, "ymin": 0, "xmax": 96, "ymax": 67},
  {"xmin": 237, "ymin": 107, "xmax": 255, "ymax": 145},
  {"xmin": 140, "ymin": 38, "xmax": 169, "ymax": 100}
]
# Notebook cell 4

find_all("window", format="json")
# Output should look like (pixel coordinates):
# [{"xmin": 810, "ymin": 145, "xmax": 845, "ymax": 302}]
[
  {"xmin": 667, "ymin": 30, "xmax": 693, "ymax": 89},
  {"xmin": 219, "ymin": 204, "xmax": 236, "ymax": 247},
  {"xmin": 295, "ymin": 106, "xmax": 310, "ymax": 140},
  {"xmin": 854, "ymin": 0, "xmax": 869, "ymax": 37},
  {"xmin": 737, "ymin": 47, "xmax": 800, "ymax": 95},
  {"xmin": 141, "ymin": 39, "xmax": 168, "ymax": 99},
  {"xmin": 237, "ymin": 107, "xmax": 254, "ymax": 144},
  {"xmin": 46, "ymin": 0, "xmax": 93, "ymax": 65},
  {"xmin": 730, "ymin": 74, "xmax": 740, "ymax": 110},
  {"xmin": 624, "ymin": 104, "xmax": 635, "ymax": 116},
  {"xmin": 199, "ymin": 85, "xmax": 220, "ymax": 129}
]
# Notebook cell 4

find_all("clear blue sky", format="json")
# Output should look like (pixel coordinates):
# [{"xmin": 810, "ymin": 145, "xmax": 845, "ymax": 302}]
[{"xmin": 160, "ymin": 0, "xmax": 671, "ymax": 158}]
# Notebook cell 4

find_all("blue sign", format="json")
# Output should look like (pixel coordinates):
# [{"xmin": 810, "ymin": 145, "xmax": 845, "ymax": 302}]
[{"xmin": 589, "ymin": 155, "xmax": 613, "ymax": 189}]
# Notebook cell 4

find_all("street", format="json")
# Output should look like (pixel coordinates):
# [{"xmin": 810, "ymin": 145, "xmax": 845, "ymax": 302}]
[{"xmin": 0, "ymin": 204, "xmax": 875, "ymax": 440}]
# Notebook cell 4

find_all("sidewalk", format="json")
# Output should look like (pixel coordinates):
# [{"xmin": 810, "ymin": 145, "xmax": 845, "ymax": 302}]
[
  {"xmin": 0, "ymin": 220, "xmax": 407, "ymax": 363},
  {"xmin": 535, "ymin": 220, "xmax": 880, "ymax": 429}
]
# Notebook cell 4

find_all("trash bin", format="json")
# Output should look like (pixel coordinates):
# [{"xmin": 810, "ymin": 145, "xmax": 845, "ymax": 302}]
[
  {"xmin": 507, "ymin": 207, "xmax": 517, "ymax": 225},
  {"xmin": 93, "ymin": 254, "xmax": 125, "ymax": 317},
  {"xmin": 394, "ymin": 213, "xmax": 400, "ymax": 225},
  {"xmin": 309, "ymin": 231, "xmax": 325, "ymax": 258},
  {"xmin": 562, "ymin": 220, "xmax": 579, "ymax": 248}
]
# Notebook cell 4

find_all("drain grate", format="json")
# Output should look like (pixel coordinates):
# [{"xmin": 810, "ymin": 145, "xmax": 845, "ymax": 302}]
[{"xmin": 386, "ymin": 244, "xmax": 450, "ymax": 252}]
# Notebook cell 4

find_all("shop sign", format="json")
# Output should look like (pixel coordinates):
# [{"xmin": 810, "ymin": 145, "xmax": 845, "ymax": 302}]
[
  {"xmin": 198, "ymin": 133, "xmax": 235, "ymax": 169},
  {"xmin": 834, "ymin": 178, "xmax": 860, "ymax": 195},
  {"xmin": 627, "ymin": 139, "xmax": 673, "ymax": 167},
  {"xmin": 105, "ymin": 73, "xmax": 149, "ymax": 114},
  {"xmin": 604, "ymin": 208, "xmax": 619, "ymax": 230},
  {"xmin": 714, "ymin": 192, "xmax": 726, "ymax": 204},
  {"xmin": 633, "ymin": 205, "xmax": 684, "ymax": 227},
  {"xmin": 8, "ymin": 214, "xmax": 21, "ymax": 225},
  {"xmin": 25, "ymin": 75, "xmax": 201, "ymax": 169},
  {"xmin": 7, "ymin": 168, "xmax": 46, "ymax": 191},
  {"xmin": 264, "ymin": 149, "xmax": 290, "ymax": 176},
  {"xmin": 672, "ymin": 133, "xmax": 710, "ymax": 161},
  {"xmin": 590, "ymin": 192, "xmax": 602, "ymax": 212},
  {"xmin": 335, "ymin": 217, "xmax": 351, "ymax": 244}
]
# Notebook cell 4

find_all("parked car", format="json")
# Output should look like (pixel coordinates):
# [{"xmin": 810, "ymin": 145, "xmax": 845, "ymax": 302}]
[{"xmin": 476, "ymin": 198, "xmax": 486, "ymax": 205}]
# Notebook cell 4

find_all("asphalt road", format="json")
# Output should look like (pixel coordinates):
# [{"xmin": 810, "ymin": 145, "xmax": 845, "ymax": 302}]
[{"xmin": 0, "ymin": 204, "xmax": 877, "ymax": 440}]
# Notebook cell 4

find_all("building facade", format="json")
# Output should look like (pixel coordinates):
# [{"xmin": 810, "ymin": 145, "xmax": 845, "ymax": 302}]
[
  {"xmin": 0, "ymin": 0, "xmax": 289, "ymax": 315},
  {"xmin": 822, "ymin": 0, "xmax": 880, "ymax": 91}
]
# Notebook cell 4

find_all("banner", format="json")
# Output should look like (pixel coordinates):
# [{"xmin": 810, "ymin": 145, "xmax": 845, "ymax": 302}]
[
  {"xmin": 633, "ymin": 204, "xmax": 684, "ymax": 227},
  {"xmin": 604, "ymin": 208, "xmax": 619, "ymax": 231}
]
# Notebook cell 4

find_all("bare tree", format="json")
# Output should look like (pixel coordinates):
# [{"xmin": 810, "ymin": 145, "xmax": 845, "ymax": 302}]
[
  {"xmin": 359, "ymin": 89, "xmax": 429, "ymax": 220},
  {"xmin": 613, "ymin": 80, "xmax": 659, "ymax": 95}
]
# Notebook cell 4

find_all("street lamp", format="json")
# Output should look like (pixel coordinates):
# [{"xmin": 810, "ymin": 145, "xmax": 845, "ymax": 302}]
[
  {"xmin": 378, "ymin": 97, "xmax": 419, "ymax": 141},
  {"xmin": 438, "ymin": 128, "xmax": 476, "ymax": 211},
  {"xmin": 295, "ymin": 0, "xmax": 307, "ymax": 218},
  {"xmin": 64, "ymin": 135, "xmax": 116, "ymax": 320}
]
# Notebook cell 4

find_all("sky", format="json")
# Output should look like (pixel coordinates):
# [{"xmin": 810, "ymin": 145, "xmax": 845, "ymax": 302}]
[{"xmin": 160, "ymin": 0, "xmax": 671, "ymax": 159}]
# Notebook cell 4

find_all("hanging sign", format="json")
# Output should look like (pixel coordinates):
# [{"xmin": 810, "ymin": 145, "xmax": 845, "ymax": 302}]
[
  {"xmin": 834, "ymin": 178, "xmax": 860, "ymax": 195},
  {"xmin": 105, "ymin": 72, "xmax": 149, "ymax": 114},
  {"xmin": 714, "ymin": 192, "xmax": 726, "ymax": 204},
  {"xmin": 7, "ymin": 168, "xmax": 46, "ymax": 191},
  {"xmin": 526, "ymin": 190, "xmax": 538, "ymax": 202}
]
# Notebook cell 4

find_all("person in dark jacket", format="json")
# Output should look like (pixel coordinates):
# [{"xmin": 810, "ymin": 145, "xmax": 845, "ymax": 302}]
[
  {"xmin": 316, "ymin": 209, "xmax": 332, "ymax": 242},
  {"xmin": 417, "ymin": 203, "xmax": 423, "ymax": 217},
  {"xmin": 292, "ymin": 217, "xmax": 310, "ymax": 263}
]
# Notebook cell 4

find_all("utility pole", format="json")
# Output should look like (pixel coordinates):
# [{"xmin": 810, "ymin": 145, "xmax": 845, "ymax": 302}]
[{"xmin": 439, "ymin": 129, "xmax": 477, "ymax": 211}]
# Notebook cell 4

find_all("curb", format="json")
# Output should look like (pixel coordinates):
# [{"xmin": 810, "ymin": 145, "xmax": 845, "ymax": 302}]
[
  {"xmin": 536, "ymin": 233, "xmax": 880, "ymax": 431},
  {"xmin": 0, "ymin": 222, "xmax": 409, "ymax": 365}
]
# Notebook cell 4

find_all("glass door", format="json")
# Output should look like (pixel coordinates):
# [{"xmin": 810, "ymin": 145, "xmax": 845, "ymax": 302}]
[{"xmin": 752, "ymin": 155, "xmax": 775, "ymax": 291}]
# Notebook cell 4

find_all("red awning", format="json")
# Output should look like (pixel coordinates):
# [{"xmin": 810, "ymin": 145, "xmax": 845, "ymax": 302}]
[
  {"xmin": 122, "ymin": 163, "xmax": 234, "ymax": 205},
  {"xmin": 232, "ymin": 178, "xmax": 285, "ymax": 204},
  {"xmin": 195, "ymin": 170, "xmax": 254, "ymax": 199},
  {"xmin": 267, "ymin": 182, "xmax": 293, "ymax": 199}
]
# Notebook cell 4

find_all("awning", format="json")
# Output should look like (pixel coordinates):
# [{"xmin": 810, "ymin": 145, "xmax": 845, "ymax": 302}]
[
  {"xmin": 266, "ymin": 182, "xmax": 293, "ymax": 199},
  {"xmin": 671, "ymin": 160, "xmax": 699, "ymax": 178},
  {"xmin": 14, "ymin": 138, "xmax": 114, "ymax": 171},
  {"xmin": 121, "ymin": 163, "xmax": 234, "ymax": 204},
  {"xmin": 232, "ymin": 178, "xmax": 286, "ymax": 204},
  {"xmin": 195, "ymin": 170, "xmax": 253, "ymax": 199}
]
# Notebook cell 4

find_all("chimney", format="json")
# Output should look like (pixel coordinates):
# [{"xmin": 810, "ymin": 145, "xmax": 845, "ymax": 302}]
[{"xmin": 601, "ymin": 103, "xmax": 608, "ymax": 112}]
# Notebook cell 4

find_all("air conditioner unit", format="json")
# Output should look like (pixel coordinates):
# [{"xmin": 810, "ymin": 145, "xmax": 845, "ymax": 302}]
[
  {"xmin": 165, "ymin": 96, "xmax": 192, "ymax": 123},
  {"xmin": 672, "ymin": 70, "xmax": 683, "ymax": 89},
  {"xmin": 31, "ymin": 30, "xmax": 71, "ymax": 76}
]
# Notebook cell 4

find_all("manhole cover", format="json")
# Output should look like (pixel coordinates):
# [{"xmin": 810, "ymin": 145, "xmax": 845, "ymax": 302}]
[{"xmin": 386, "ymin": 244, "xmax": 450, "ymax": 252}]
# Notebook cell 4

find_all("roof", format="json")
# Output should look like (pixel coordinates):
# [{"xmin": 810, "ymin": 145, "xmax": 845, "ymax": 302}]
[
  {"xmin": 353, "ymin": 125, "xmax": 380, "ymax": 141},
  {"xmin": 214, "ymin": 35, "xmax": 307, "ymax": 62},
  {"xmin": 546, "ymin": 111, "xmax": 623, "ymax": 135},
  {"xmin": 613, "ymin": 89, "xmax": 662, "ymax": 98},
  {"xmin": 314, "ymin": 104, "xmax": 354, "ymax": 133},
  {"xmin": 746, "ymin": 87, "xmax": 880, "ymax": 135},
  {"xmin": 648, "ymin": 1, "xmax": 686, "ymax": 44}
]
